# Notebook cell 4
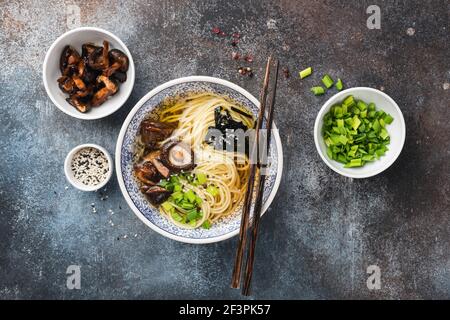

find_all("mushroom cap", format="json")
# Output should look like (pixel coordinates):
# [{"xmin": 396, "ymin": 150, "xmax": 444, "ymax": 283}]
[
  {"xmin": 109, "ymin": 49, "xmax": 129, "ymax": 72},
  {"xmin": 60, "ymin": 45, "xmax": 81, "ymax": 74},
  {"xmin": 160, "ymin": 141, "xmax": 195, "ymax": 172}
]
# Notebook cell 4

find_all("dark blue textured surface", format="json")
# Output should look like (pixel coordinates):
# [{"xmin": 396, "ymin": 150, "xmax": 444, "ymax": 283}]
[{"xmin": 0, "ymin": 0, "xmax": 448, "ymax": 299}]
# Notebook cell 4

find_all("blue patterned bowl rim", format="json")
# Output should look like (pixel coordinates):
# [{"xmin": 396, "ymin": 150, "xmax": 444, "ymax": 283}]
[{"xmin": 115, "ymin": 76, "xmax": 283, "ymax": 244}]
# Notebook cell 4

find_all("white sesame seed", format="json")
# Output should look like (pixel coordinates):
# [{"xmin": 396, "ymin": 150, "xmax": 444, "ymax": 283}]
[{"xmin": 71, "ymin": 147, "xmax": 109, "ymax": 187}]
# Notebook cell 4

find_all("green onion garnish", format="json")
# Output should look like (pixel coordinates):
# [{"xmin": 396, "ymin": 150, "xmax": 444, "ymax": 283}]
[
  {"xmin": 299, "ymin": 67, "xmax": 312, "ymax": 79},
  {"xmin": 183, "ymin": 189, "xmax": 196, "ymax": 203},
  {"xmin": 322, "ymin": 95, "xmax": 394, "ymax": 168},
  {"xmin": 321, "ymin": 74, "xmax": 334, "ymax": 89},
  {"xmin": 336, "ymin": 79, "xmax": 344, "ymax": 91},
  {"xmin": 311, "ymin": 86, "xmax": 325, "ymax": 96},
  {"xmin": 206, "ymin": 185, "xmax": 219, "ymax": 196},
  {"xmin": 196, "ymin": 172, "xmax": 207, "ymax": 185},
  {"xmin": 171, "ymin": 211, "xmax": 183, "ymax": 222},
  {"xmin": 202, "ymin": 220, "xmax": 211, "ymax": 229},
  {"xmin": 186, "ymin": 209, "xmax": 199, "ymax": 222}
]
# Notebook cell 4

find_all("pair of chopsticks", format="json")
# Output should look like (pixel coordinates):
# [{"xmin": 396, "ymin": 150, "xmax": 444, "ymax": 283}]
[{"xmin": 231, "ymin": 56, "xmax": 279, "ymax": 295}]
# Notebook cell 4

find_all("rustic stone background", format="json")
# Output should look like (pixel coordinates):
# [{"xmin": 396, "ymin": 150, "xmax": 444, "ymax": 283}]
[{"xmin": 0, "ymin": 0, "xmax": 448, "ymax": 299}]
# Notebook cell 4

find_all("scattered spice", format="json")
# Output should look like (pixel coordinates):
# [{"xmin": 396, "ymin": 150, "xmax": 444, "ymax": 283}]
[
  {"xmin": 243, "ymin": 55, "xmax": 253, "ymax": 63},
  {"xmin": 211, "ymin": 26, "xmax": 255, "ymax": 77},
  {"xmin": 282, "ymin": 67, "xmax": 290, "ymax": 78},
  {"xmin": 71, "ymin": 147, "xmax": 109, "ymax": 186},
  {"xmin": 238, "ymin": 66, "xmax": 253, "ymax": 77}
]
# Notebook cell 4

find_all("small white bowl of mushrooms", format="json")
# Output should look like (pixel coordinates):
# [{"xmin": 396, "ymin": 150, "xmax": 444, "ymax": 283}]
[{"xmin": 43, "ymin": 27, "xmax": 135, "ymax": 120}]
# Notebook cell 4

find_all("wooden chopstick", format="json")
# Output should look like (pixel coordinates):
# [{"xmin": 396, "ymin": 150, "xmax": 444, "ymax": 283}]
[
  {"xmin": 231, "ymin": 56, "xmax": 273, "ymax": 289},
  {"xmin": 242, "ymin": 59, "xmax": 279, "ymax": 296}
]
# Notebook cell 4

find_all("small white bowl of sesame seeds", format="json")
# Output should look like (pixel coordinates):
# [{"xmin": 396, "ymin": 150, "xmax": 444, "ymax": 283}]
[{"xmin": 64, "ymin": 144, "xmax": 113, "ymax": 191}]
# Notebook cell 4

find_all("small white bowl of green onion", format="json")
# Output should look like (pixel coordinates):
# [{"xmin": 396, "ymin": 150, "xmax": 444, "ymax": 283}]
[{"xmin": 314, "ymin": 87, "xmax": 406, "ymax": 178}]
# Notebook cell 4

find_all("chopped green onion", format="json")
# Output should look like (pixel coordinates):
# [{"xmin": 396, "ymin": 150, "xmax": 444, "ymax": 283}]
[
  {"xmin": 196, "ymin": 172, "xmax": 207, "ymax": 185},
  {"xmin": 344, "ymin": 158, "xmax": 363, "ymax": 168},
  {"xmin": 184, "ymin": 189, "xmax": 196, "ymax": 203},
  {"xmin": 161, "ymin": 201, "xmax": 173, "ymax": 212},
  {"xmin": 311, "ymin": 86, "xmax": 325, "ymax": 96},
  {"xmin": 372, "ymin": 119, "xmax": 381, "ymax": 133},
  {"xmin": 171, "ymin": 212, "xmax": 183, "ymax": 222},
  {"xmin": 326, "ymin": 147, "xmax": 333, "ymax": 159},
  {"xmin": 321, "ymin": 74, "xmax": 334, "ymax": 89},
  {"xmin": 170, "ymin": 175, "xmax": 180, "ymax": 184},
  {"xmin": 202, "ymin": 220, "xmax": 212, "ymax": 229},
  {"xmin": 171, "ymin": 191, "xmax": 184, "ymax": 202},
  {"xmin": 206, "ymin": 185, "xmax": 219, "ymax": 196},
  {"xmin": 186, "ymin": 209, "xmax": 199, "ymax": 222},
  {"xmin": 357, "ymin": 101, "xmax": 367, "ymax": 111},
  {"xmin": 322, "ymin": 95, "xmax": 394, "ymax": 168},
  {"xmin": 299, "ymin": 67, "xmax": 312, "ymax": 79},
  {"xmin": 379, "ymin": 128, "xmax": 389, "ymax": 140},
  {"xmin": 158, "ymin": 179, "xmax": 169, "ymax": 188},
  {"xmin": 336, "ymin": 79, "xmax": 344, "ymax": 91},
  {"xmin": 189, "ymin": 220, "xmax": 197, "ymax": 227},
  {"xmin": 352, "ymin": 115, "xmax": 361, "ymax": 130},
  {"xmin": 384, "ymin": 114, "xmax": 394, "ymax": 124},
  {"xmin": 180, "ymin": 201, "xmax": 194, "ymax": 210},
  {"xmin": 343, "ymin": 95, "xmax": 355, "ymax": 108}
]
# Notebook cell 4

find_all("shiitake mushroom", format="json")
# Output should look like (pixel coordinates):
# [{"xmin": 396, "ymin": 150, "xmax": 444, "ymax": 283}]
[
  {"xmin": 66, "ymin": 96, "xmax": 89, "ymax": 113},
  {"xmin": 91, "ymin": 75, "xmax": 118, "ymax": 107},
  {"xmin": 140, "ymin": 185, "xmax": 171, "ymax": 205},
  {"xmin": 60, "ymin": 45, "xmax": 81, "ymax": 75},
  {"xmin": 111, "ymin": 71, "xmax": 127, "ymax": 83},
  {"xmin": 86, "ymin": 41, "xmax": 109, "ymax": 70},
  {"xmin": 81, "ymin": 43, "xmax": 101, "ymax": 61},
  {"xmin": 57, "ymin": 76, "xmax": 76, "ymax": 94},
  {"xmin": 134, "ymin": 161, "xmax": 160, "ymax": 185},
  {"xmin": 57, "ymin": 40, "xmax": 129, "ymax": 113},
  {"xmin": 109, "ymin": 49, "xmax": 129, "ymax": 72},
  {"xmin": 160, "ymin": 141, "xmax": 195, "ymax": 172},
  {"xmin": 140, "ymin": 120, "xmax": 176, "ymax": 151}
]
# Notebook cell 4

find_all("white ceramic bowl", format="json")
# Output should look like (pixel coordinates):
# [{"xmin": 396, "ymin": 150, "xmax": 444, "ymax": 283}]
[
  {"xmin": 314, "ymin": 87, "xmax": 406, "ymax": 178},
  {"xmin": 116, "ymin": 76, "xmax": 283, "ymax": 243},
  {"xmin": 43, "ymin": 27, "xmax": 135, "ymax": 120},
  {"xmin": 64, "ymin": 143, "xmax": 113, "ymax": 191}
]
